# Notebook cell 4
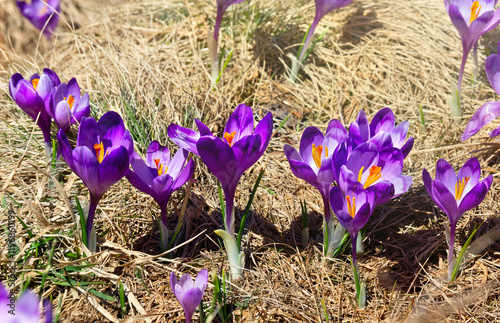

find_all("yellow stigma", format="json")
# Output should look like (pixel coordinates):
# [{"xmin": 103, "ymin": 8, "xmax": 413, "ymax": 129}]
[
  {"xmin": 224, "ymin": 131, "xmax": 236, "ymax": 147},
  {"xmin": 360, "ymin": 165, "xmax": 382, "ymax": 189},
  {"xmin": 455, "ymin": 177, "xmax": 470, "ymax": 200},
  {"xmin": 346, "ymin": 195, "xmax": 356, "ymax": 218},
  {"xmin": 470, "ymin": 1, "xmax": 481, "ymax": 24},
  {"xmin": 93, "ymin": 142, "xmax": 105, "ymax": 163},
  {"xmin": 154, "ymin": 158, "xmax": 168, "ymax": 176},
  {"xmin": 312, "ymin": 144, "xmax": 323, "ymax": 168},
  {"xmin": 32, "ymin": 78, "xmax": 39, "ymax": 90},
  {"xmin": 64, "ymin": 95, "xmax": 75, "ymax": 109}
]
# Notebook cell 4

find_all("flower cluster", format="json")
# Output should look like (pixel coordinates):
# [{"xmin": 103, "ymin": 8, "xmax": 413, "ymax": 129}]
[
  {"xmin": 9, "ymin": 69, "xmax": 90, "ymax": 156},
  {"xmin": 285, "ymin": 108, "xmax": 414, "ymax": 257}
]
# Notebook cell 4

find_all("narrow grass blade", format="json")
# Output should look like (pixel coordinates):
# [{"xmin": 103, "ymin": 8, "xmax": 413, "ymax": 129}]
[
  {"xmin": 237, "ymin": 169, "xmax": 265, "ymax": 250},
  {"xmin": 451, "ymin": 222, "xmax": 483, "ymax": 281}
]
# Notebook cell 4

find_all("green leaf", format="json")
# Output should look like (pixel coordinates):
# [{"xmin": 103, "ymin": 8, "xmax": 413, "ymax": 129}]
[
  {"xmin": 237, "ymin": 170, "xmax": 265, "ymax": 250},
  {"xmin": 451, "ymin": 222, "xmax": 483, "ymax": 281}
]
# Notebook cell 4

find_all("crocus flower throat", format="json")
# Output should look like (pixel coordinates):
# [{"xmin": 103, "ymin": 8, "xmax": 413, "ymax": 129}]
[
  {"xmin": 94, "ymin": 142, "xmax": 108, "ymax": 163},
  {"xmin": 455, "ymin": 176, "xmax": 470, "ymax": 200},
  {"xmin": 65, "ymin": 95, "xmax": 75, "ymax": 109},
  {"xmin": 154, "ymin": 158, "xmax": 168, "ymax": 176},
  {"xmin": 32, "ymin": 78, "xmax": 39, "ymax": 89},
  {"xmin": 358, "ymin": 165, "xmax": 382, "ymax": 189},
  {"xmin": 346, "ymin": 195, "xmax": 356, "ymax": 218},
  {"xmin": 224, "ymin": 131, "xmax": 236, "ymax": 146},
  {"xmin": 470, "ymin": 1, "xmax": 481, "ymax": 24},
  {"xmin": 312, "ymin": 143, "xmax": 328, "ymax": 168}
]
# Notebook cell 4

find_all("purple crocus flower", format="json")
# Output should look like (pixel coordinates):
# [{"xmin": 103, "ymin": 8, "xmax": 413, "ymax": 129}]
[
  {"xmin": 16, "ymin": 0, "xmax": 60, "ymax": 39},
  {"xmin": 57, "ymin": 111, "xmax": 133, "ymax": 251},
  {"xmin": 0, "ymin": 283, "xmax": 52, "ymax": 323},
  {"xmin": 169, "ymin": 104, "xmax": 272, "ymax": 236},
  {"xmin": 462, "ymin": 42, "xmax": 500, "ymax": 140},
  {"xmin": 330, "ymin": 184, "xmax": 375, "ymax": 266},
  {"xmin": 126, "ymin": 141, "xmax": 195, "ymax": 250},
  {"xmin": 333, "ymin": 142, "xmax": 411, "ymax": 205},
  {"xmin": 46, "ymin": 78, "xmax": 90, "ymax": 134},
  {"xmin": 348, "ymin": 108, "xmax": 414, "ymax": 158},
  {"xmin": 170, "ymin": 269, "xmax": 208, "ymax": 323},
  {"xmin": 214, "ymin": 0, "xmax": 246, "ymax": 42},
  {"xmin": 444, "ymin": 0, "xmax": 500, "ymax": 93},
  {"xmin": 290, "ymin": 0, "xmax": 353, "ymax": 81},
  {"xmin": 422, "ymin": 157, "xmax": 493, "ymax": 280},
  {"xmin": 9, "ymin": 68, "xmax": 60, "ymax": 154},
  {"xmin": 168, "ymin": 104, "xmax": 272, "ymax": 279},
  {"xmin": 283, "ymin": 119, "xmax": 348, "ymax": 255}
]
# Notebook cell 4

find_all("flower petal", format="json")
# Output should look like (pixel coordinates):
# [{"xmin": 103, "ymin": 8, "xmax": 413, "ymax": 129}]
[
  {"xmin": 486, "ymin": 52, "xmax": 500, "ymax": 95},
  {"xmin": 194, "ymin": 268, "xmax": 209, "ymax": 292},
  {"xmin": 232, "ymin": 133, "xmax": 263, "ymax": 173},
  {"xmin": 197, "ymin": 136, "xmax": 239, "ymax": 189},
  {"xmin": 223, "ymin": 104, "xmax": 254, "ymax": 144},
  {"xmin": 435, "ymin": 158, "xmax": 458, "ymax": 194},
  {"xmin": 299, "ymin": 126, "xmax": 324, "ymax": 170},
  {"xmin": 168, "ymin": 123, "xmax": 201, "ymax": 156},
  {"xmin": 462, "ymin": 101, "xmax": 500, "ymax": 140},
  {"xmin": 369, "ymin": 107, "xmax": 395, "ymax": 135},
  {"xmin": 458, "ymin": 176, "xmax": 493, "ymax": 215},
  {"xmin": 253, "ymin": 111, "xmax": 273, "ymax": 154},
  {"xmin": 432, "ymin": 179, "xmax": 460, "ymax": 224}
]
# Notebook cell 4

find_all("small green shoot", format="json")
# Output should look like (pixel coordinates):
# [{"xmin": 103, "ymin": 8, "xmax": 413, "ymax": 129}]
[
  {"xmin": 450, "ymin": 222, "xmax": 483, "ymax": 281},
  {"xmin": 75, "ymin": 196, "xmax": 87, "ymax": 247},
  {"xmin": 237, "ymin": 169, "xmax": 264, "ymax": 250}
]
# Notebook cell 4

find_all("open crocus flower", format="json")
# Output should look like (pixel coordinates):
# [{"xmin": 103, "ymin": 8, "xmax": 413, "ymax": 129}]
[
  {"xmin": 170, "ymin": 269, "xmax": 208, "ymax": 323},
  {"xmin": 333, "ymin": 142, "xmax": 411, "ymax": 205},
  {"xmin": 462, "ymin": 42, "xmax": 500, "ymax": 140},
  {"xmin": 58, "ymin": 111, "xmax": 133, "ymax": 251},
  {"xmin": 349, "ymin": 108, "xmax": 414, "ymax": 158},
  {"xmin": 9, "ymin": 68, "xmax": 60, "ymax": 155},
  {"xmin": 330, "ymin": 184, "xmax": 375, "ymax": 307},
  {"xmin": 444, "ymin": 0, "xmax": 500, "ymax": 93},
  {"xmin": 0, "ymin": 283, "xmax": 52, "ymax": 323},
  {"xmin": 284, "ymin": 119, "xmax": 348, "ymax": 255},
  {"xmin": 46, "ymin": 78, "xmax": 90, "ymax": 134},
  {"xmin": 330, "ymin": 184, "xmax": 375, "ymax": 266},
  {"xmin": 168, "ymin": 104, "xmax": 272, "ymax": 279},
  {"xmin": 126, "ymin": 141, "xmax": 195, "ymax": 251},
  {"xmin": 290, "ymin": 0, "xmax": 353, "ymax": 81},
  {"xmin": 422, "ymin": 157, "xmax": 493, "ymax": 280},
  {"xmin": 16, "ymin": 0, "xmax": 60, "ymax": 39}
]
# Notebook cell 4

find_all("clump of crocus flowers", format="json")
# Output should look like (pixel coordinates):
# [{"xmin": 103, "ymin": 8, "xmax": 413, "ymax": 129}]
[{"xmin": 285, "ymin": 107, "xmax": 414, "ymax": 307}]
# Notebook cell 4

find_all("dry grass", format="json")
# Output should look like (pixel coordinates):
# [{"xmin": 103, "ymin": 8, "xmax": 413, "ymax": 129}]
[{"xmin": 1, "ymin": 0, "xmax": 500, "ymax": 321}]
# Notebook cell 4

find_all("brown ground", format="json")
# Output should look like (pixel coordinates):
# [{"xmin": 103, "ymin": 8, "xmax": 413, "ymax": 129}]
[{"xmin": 1, "ymin": 0, "xmax": 500, "ymax": 322}]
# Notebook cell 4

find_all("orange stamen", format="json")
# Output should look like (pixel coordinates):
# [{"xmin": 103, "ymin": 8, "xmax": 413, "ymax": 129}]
[
  {"xmin": 224, "ymin": 131, "xmax": 236, "ymax": 147},
  {"xmin": 93, "ymin": 142, "xmax": 105, "ymax": 163},
  {"xmin": 454, "ymin": 177, "xmax": 470, "ymax": 200},
  {"xmin": 363, "ymin": 165, "xmax": 382, "ymax": 189},
  {"xmin": 32, "ymin": 78, "xmax": 39, "ymax": 90},
  {"xmin": 346, "ymin": 196, "xmax": 356, "ymax": 218},
  {"xmin": 153, "ymin": 158, "xmax": 168, "ymax": 176},
  {"xmin": 470, "ymin": 1, "xmax": 481, "ymax": 24},
  {"xmin": 64, "ymin": 95, "xmax": 75, "ymax": 109},
  {"xmin": 312, "ymin": 144, "xmax": 323, "ymax": 168}
]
